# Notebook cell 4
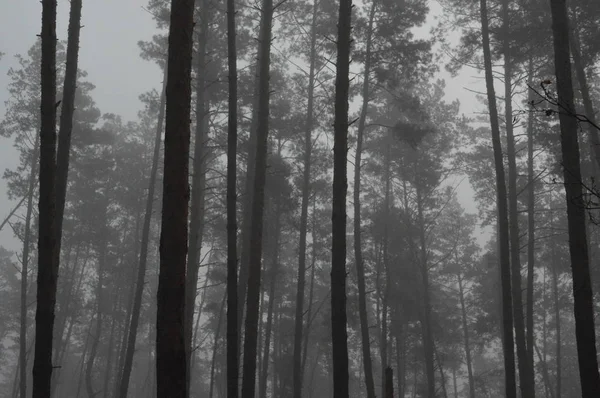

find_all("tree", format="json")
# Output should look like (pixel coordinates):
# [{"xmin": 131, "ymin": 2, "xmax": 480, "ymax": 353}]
[
  {"xmin": 31, "ymin": 1, "xmax": 59, "ymax": 397},
  {"xmin": 479, "ymin": 0, "xmax": 516, "ymax": 395},
  {"xmin": 548, "ymin": 0, "xmax": 600, "ymax": 394},
  {"xmin": 240, "ymin": 0, "xmax": 274, "ymax": 394},
  {"xmin": 331, "ymin": 0, "xmax": 352, "ymax": 394},
  {"xmin": 156, "ymin": 0, "xmax": 195, "ymax": 395},
  {"xmin": 226, "ymin": 0, "xmax": 239, "ymax": 391}
]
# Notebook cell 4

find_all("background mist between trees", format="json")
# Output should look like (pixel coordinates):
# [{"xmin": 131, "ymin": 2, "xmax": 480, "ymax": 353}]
[{"xmin": 0, "ymin": 0, "xmax": 599, "ymax": 396}]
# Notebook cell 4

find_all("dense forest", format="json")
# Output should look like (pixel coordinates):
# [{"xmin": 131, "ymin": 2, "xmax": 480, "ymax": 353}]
[{"xmin": 0, "ymin": 0, "xmax": 599, "ymax": 396}]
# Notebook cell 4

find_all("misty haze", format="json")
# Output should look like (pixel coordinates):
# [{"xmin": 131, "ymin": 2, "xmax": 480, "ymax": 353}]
[{"xmin": 0, "ymin": 0, "xmax": 599, "ymax": 397}]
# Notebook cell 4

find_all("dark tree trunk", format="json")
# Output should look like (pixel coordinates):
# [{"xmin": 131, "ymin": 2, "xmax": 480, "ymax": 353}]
[
  {"xmin": 331, "ymin": 0, "xmax": 352, "ymax": 392},
  {"xmin": 210, "ymin": 294, "xmax": 227, "ymax": 398},
  {"xmin": 20, "ymin": 132, "xmax": 39, "ymax": 398},
  {"xmin": 156, "ymin": 0, "xmax": 196, "ymax": 395},
  {"xmin": 225, "ymin": 0, "xmax": 239, "ymax": 391},
  {"xmin": 240, "ymin": 0, "xmax": 273, "ymax": 395},
  {"xmin": 118, "ymin": 67, "xmax": 166, "ymax": 398},
  {"xmin": 501, "ymin": 1, "xmax": 533, "ymax": 394},
  {"xmin": 479, "ymin": 0, "xmax": 516, "ymax": 395},
  {"xmin": 32, "ymin": 0, "xmax": 59, "ymax": 396},
  {"xmin": 384, "ymin": 367, "xmax": 393, "ymax": 398},
  {"xmin": 353, "ymin": 3, "xmax": 377, "ymax": 398},
  {"xmin": 292, "ymin": 1, "xmax": 318, "ymax": 395},
  {"xmin": 54, "ymin": 0, "xmax": 82, "ymax": 274},
  {"xmin": 185, "ymin": 9, "xmax": 209, "ymax": 393},
  {"xmin": 548, "ymin": 0, "xmax": 600, "ymax": 394}
]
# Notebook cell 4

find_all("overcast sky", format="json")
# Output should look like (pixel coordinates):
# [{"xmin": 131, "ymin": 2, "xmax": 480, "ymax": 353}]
[{"xmin": 0, "ymin": 0, "xmax": 484, "ymax": 253}]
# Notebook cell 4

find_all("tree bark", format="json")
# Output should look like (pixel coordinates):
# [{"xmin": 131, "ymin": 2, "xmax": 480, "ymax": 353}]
[
  {"xmin": 479, "ymin": 0, "xmax": 516, "ymax": 395},
  {"xmin": 156, "ymin": 0, "xmax": 196, "ymax": 395},
  {"xmin": 353, "ymin": 3, "xmax": 377, "ymax": 397},
  {"xmin": 20, "ymin": 132, "xmax": 39, "ymax": 398},
  {"xmin": 225, "ymin": 0, "xmax": 239, "ymax": 391},
  {"xmin": 118, "ymin": 67, "xmax": 167, "ymax": 398},
  {"xmin": 331, "ymin": 0, "xmax": 352, "ymax": 392},
  {"xmin": 292, "ymin": 1, "xmax": 318, "ymax": 395},
  {"xmin": 550, "ymin": 213, "xmax": 561, "ymax": 398},
  {"xmin": 210, "ymin": 294, "xmax": 227, "ymax": 398},
  {"xmin": 384, "ymin": 367, "xmax": 393, "ymax": 398},
  {"xmin": 32, "ymin": 0, "xmax": 59, "ymax": 396},
  {"xmin": 548, "ymin": 0, "xmax": 600, "ymax": 394},
  {"xmin": 185, "ymin": 8, "xmax": 209, "ymax": 393}
]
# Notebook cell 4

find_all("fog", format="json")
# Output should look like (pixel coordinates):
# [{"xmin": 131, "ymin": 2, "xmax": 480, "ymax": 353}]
[{"xmin": 0, "ymin": 0, "xmax": 598, "ymax": 397}]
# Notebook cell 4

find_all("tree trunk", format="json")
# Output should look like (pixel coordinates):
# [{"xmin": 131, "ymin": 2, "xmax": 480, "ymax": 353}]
[
  {"xmin": 85, "ymin": 227, "xmax": 108, "ymax": 398},
  {"xmin": 501, "ymin": 2, "xmax": 533, "ymax": 394},
  {"xmin": 301, "ymin": 217, "xmax": 317, "ymax": 376},
  {"xmin": 32, "ymin": 0, "xmax": 59, "ymax": 395},
  {"xmin": 415, "ymin": 185, "xmax": 436, "ymax": 397},
  {"xmin": 225, "ymin": 0, "xmax": 239, "ymax": 391},
  {"xmin": 353, "ymin": 3, "xmax": 377, "ymax": 398},
  {"xmin": 259, "ymin": 200, "xmax": 282, "ymax": 398},
  {"xmin": 118, "ymin": 66, "xmax": 167, "ymax": 398},
  {"xmin": 384, "ymin": 367, "xmax": 393, "ymax": 398},
  {"xmin": 292, "ymin": 1, "xmax": 318, "ymax": 396},
  {"xmin": 185, "ymin": 9, "xmax": 209, "ymax": 393},
  {"xmin": 156, "ymin": 0, "xmax": 196, "ymax": 395},
  {"xmin": 381, "ymin": 128, "xmax": 392, "ymax": 397},
  {"xmin": 54, "ymin": 0, "xmax": 82, "ymax": 279},
  {"xmin": 103, "ymin": 298, "xmax": 119, "ymax": 398},
  {"xmin": 458, "ymin": 272, "xmax": 475, "ymax": 398},
  {"xmin": 479, "ymin": 0, "xmax": 516, "ymax": 395},
  {"xmin": 240, "ymin": 0, "xmax": 273, "ymax": 395},
  {"xmin": 331, "ymin": 0, "xmax": 352, "ymax": 392},
  {"xmin": 548, "ymin": 0, "xmax": 600, "ymax": 394},
  {"xmin": 20, "ymin": 131, "xmax": 39, "ymax": 398},
  {"xmin": 550, "ymin": 216, "xmax": 561, "ymax": 398},
  {"xmin": 210, "ymin": 294, "xmax": 227, "ymax": 398},
  {"xmin": 525, "ymin": 56, "xmax": 536, "ymax": 397}
]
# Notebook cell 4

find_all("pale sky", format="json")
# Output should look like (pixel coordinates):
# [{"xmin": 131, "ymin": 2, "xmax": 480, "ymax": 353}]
[{"xmin": 0, "ymin": 0, "xmax": 485, "ymax": 253}]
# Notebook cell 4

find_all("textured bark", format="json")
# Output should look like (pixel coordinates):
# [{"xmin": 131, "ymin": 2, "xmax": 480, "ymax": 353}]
[
  {"xmin": 548, "ymin": 0, "xmax": 600, "ymax": 394},
  {"xmin": 185, "ymin": 11, "xmax": 209, "ymax": 393},
  {"xmin": 353, "ymin": 3, "xmax": 377, "ymax": 398},
  {"xmin": 501, "ymin": 2, "xmax": 533, "ymax": 394},
  {"xmin": 118, "ymin": 67, "xmax": 166, "ymax": 398},
  {"xmin": 225, "ymin": 0, "xmax": 239, "ymax": 391},
  {"xmin": 458, "ymin": 272, "xmax": 475, "ymax": 398},
  {"xmin": 156, "ymin": 0, "xmax": 196, "ymax": 395},
  {"xmin": 479, "ymin": 0, "xmax": 516, "ymax": 395},
  {"xmin": 32, "ymin": 1, "xmax": 59, "ymax": 396},
  {"xmin": 240, "ymin": 0, "xmax": 273, "ymax": 395},
  {"xmin": 292, "ymin": 1, "xmax": 318, "ymax": 395},
  {"xmin": 331, "ymin": 0, "xmax": 352, "ymax": 392},
  {"xmin": 20, "ymin": 132, "xmax": 39, "ymax": 398}
]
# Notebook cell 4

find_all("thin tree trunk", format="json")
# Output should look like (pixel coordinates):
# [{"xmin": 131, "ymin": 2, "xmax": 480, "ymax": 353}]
[
  {"xmin": 458, "ymin": 272, "xmax": 475, "ymax": 398},
  {"xmin": 20, "ymin": 131, "xmax": 39, "ymax": 398},
  {"xmin": 156, "ymin": 0, "xmax": 196, "ymax": 394},
  {"xmin": 292, "ymin": 0, "xmax": 318, "ymax": 395},
  {"xmin": 331, "ymin": 0, "xmax": 352, "ymax": 391},
  {"xmin": 548, "ymin": 0, "xmax": 600, "ymax": 394},
  {"xmin": 353, "ymin": 3, "xmax": 377, "ymax": 397},
  {"xmin": 533, "ymin": 342, "xmax": 555, "ymax": 398},
  {"xmin": 185, "ymin": 8, "xmax": 209, "ymax": 393},
  {"xmin": 381, "ymin": 128, "xmax": 392, "ymax": 397},
  {"xmin": 103, "ymin": 298, "xmax": 118, "ymax": 398},
  {"xmin": 32, "ymin": 0, "xmax": 59, "ymax": 395},
  {"xmin": 191, "ymin": 264, "xmax": 210, "ymax": 372},
  {"xmin": 76, "ymin": 321, "xmax": 93, "ymax": 398},
  {"xmin": 479, "ymin": 0, "xmax": 516, "ymax": 395},
  {"xmin": 85, "ymin": 228, "xmax": 108, "ymax": 398},
  {"xmin": 210, "ymin": 294, "xmax": 227, "ymax": 398},
  {"xmin": 525, "ymin": 56, "xmax": 536, "ymax": 396},
  {"xmin": 240, "ymin": 0, "xmax": 273, "ymax": 395},
  {"xmin": 118, "ymin": 66, "xmax": 167, "ymax": 398},
  {"xmin": 259, "ymin": 197, "xmax": 282, "ymax": 398},
  {"xmin": 225, "ymin": 0, "xmax": 239, "ymax": 391},
  {"xmin": 301, "ymin": 215, "xmax": 317, "ymax": 376},
  {"xmin": 550, "ymin": 217, "xmax": 561, "ymax": 398},
  {"xmin": 384, "ymin": 367, "xmax": 393, "ymax": 398}
]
